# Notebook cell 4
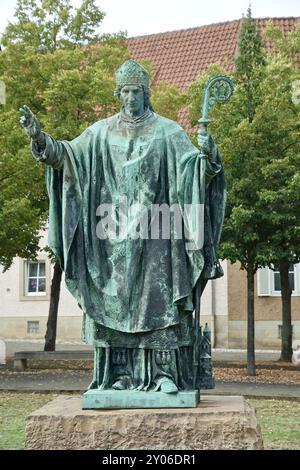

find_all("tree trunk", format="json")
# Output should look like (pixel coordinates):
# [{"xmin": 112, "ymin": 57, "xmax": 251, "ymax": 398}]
[
  {"xmin": 246, "ymin": 265, "xmax": 256, "ymax": 375},
  {"xmin": 44, "ymin": 261, "xmax": 62, "ymax": 351},
  {"xmin": 279, "ymin": 262, "xmax": 293, "ymax": 362}
]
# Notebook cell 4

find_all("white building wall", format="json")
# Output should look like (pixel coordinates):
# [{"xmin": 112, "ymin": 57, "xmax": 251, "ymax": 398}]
[
  {"xmin": 201, "ymin": 260, "xmax": 228, "ymax": 316},
  {"xmin": 215, "ymin": 259, "xmax": 228, "ymax": 316},
  {"xmin": 0, "ymin": 230, "xmax": 82, "ymax": 341},
  {"xmin": 197, "ymin": 259, "xmax": 229, "ymax": 347},
  {"xmin": 0, "ymin": 230, "xmax": 229, "ymax": 343}
]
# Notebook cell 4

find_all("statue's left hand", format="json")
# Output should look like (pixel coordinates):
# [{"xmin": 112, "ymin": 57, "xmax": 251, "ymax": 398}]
[{"xmin": 198, "ymin": 133, "xmax": 215, "ymax": 157}]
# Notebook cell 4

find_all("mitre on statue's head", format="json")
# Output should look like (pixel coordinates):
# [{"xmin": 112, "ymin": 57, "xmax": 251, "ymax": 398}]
[{"xmin": 115, "ymin": 60, "xmax": 149, "ymax": 90}]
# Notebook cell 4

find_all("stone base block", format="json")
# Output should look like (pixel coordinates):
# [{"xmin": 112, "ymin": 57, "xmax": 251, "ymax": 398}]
[
  {"xmin": 82, "ymin": 390, "xmax": 199, "ymax": 409},
  {"xmin": 25, "ymin": 395, "xmax": 263, "ymax": 450}
]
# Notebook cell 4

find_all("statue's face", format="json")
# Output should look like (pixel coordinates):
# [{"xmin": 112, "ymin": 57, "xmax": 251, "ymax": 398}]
[{"xmin": 120, "ymin": 85, "xmax": 145, "ymax": 117}]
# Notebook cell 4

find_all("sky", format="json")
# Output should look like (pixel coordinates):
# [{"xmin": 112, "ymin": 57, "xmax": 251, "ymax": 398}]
[{"xmin": 0, "ymin": 0, "xmax": 299, "ymax": 38}]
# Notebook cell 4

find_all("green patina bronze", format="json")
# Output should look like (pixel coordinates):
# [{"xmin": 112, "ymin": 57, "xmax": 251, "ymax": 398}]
[
  {"xmin": 82, "ymin": 390, "xmax": 199, "ymax": 409},
  {"xmin": 19, "ymin": 61, "xmax": 231, "ymax": 408}
]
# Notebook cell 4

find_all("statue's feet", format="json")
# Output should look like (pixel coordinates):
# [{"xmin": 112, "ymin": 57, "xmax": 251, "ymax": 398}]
[
  {"xmin": 160, "ymin": 378, "xmax": 178, "ymax": 394},
  {"xmin": 112, "ymin": 379, "xmax": 125, "ymax": 390},
  {"xmin": 112, "ymin": 375, "xmax": 132, "ymax": 390},
  {"xmin": 154, "ymin": 377, "xmax": 178, "ymax": 394}
]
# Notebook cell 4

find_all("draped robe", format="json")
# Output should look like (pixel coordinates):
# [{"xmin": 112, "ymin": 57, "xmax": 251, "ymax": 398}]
[{"xmin": 32, "ymin": 109, "xmax": 226, "ymax": 390}]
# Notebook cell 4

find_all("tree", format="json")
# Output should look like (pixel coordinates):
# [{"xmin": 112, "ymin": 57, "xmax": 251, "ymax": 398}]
[
  {"xmin": 151, "ymin": 81, "xmax": 187, "ymax": 122},
  {"xmin": 257, "ymin": 21, "xmax": 300, "ymax": 361},
  {"xmin": 0, "ymin": 0, "xmax": 129, "ymax": 350},
  {"xmin": 187, "ymin": 13, "xmax": 300, "ymax": 368},
  {"xmin": 0, "ymin": 0, "xmax": 187, "ymax": 350},
  {"xmin": 223, "ymin": 8, "xmax": 266, "ymax": 376},
  {"xmin": 0, "ymin": 108, "xmax": 47, "ymax": 271},
  {"xmin": 44, "ymin": 252, "xmax": 62, "ymax": 351},
  {"xmin": 134, "ymin": 60, "xmax": 187, "ymax": 122},
  {"xmin": 1, "ymin": 0, "xmax": 105, "ymax": 50},
  {"xmin": 188, "ymin": 8, "xmax": 267, "ymax": 375}
]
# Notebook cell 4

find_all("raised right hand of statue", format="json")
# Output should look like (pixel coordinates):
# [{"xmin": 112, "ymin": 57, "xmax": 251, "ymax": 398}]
[{"xmin": 19, "ymin": 105, "xmax": 42, "ymax": 140}]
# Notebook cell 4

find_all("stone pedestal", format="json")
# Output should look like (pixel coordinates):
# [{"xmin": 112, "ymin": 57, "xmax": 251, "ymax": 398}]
[{"xmin": 25, "ymin": 395, "xmax": 263, "ymax": 450}]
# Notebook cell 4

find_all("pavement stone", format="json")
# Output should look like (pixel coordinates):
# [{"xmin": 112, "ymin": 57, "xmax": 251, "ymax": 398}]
[
  {"xmin": 1, "ymin": 340, "xmax": 282, "ymax": 361},
  {"xmin": 0, "ymin": 369, "xmax": 299, "ymax": 398},
  {"xmin": 0, "ymin": 341, "xmax": 298, "ymax": 398}
]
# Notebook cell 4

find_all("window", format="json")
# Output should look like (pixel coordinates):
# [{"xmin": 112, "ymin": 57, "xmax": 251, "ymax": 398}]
[
  {"xmin": 19, "ymin": 257, "xmax": 50, "ymax": 301},
  {"xmin": 27, "ymin": 321, "xmax": 39, "ymax": 334},
  {"xmin": 273, "ymin": 265, "xmax": 295, "ymax": 292},
  {"xmin": 25, "ymin": 261, "xmax": 46, "ymax": 296},
  {"xmin": 257, "ymin": 264, "xmax": 299, "ymax": 297}
]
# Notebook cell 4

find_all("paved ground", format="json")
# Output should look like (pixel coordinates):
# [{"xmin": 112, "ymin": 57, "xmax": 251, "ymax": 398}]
[
  {"xmin": 213, "ymin": 348, "xmax": 281, "ymax": 362},
  {"xmin": 1, "ymin": 339, "xmax": 282, "ymax": 361},
  {"xmin": 203, "ymin": 382, "xmax": 300, "ymax": 398},
  {"xmin": 0, "ymin": 368, "xmax": 299, "ymax": 398},
  {"xmin": 0, "ymin": 370, "xmax": 90, "ymax": 392},
  {"xmin": 0, "ymin": 340, "xmax": 298, "ymax": 398}
]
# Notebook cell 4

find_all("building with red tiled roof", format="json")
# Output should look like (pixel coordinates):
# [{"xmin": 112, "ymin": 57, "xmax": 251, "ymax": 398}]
[{"xmin": 128, "ymin": 17, "xmax": 299, "ymax": 91}]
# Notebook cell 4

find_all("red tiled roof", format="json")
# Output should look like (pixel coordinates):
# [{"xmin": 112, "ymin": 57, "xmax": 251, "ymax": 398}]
[{"xmin": 127, "ymin": 17, "xmax": 299, "ymax": 91}]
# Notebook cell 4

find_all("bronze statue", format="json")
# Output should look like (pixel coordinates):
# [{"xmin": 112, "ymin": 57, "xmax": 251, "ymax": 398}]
[{"xmin": 20, "ymin": 60, "xmax": 228, "ymax": 406}]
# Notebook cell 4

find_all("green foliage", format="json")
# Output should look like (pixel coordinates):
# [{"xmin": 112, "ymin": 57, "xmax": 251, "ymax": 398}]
[
  {"xmin": 0, "ymin": 109, "xmax": 47, "ymax": 270},
  {"xmin": 187, "ymin": 12, "xmax": 300, "ymax": 366},
  {"xmin": 235, "ymin": 7, "xmax": 266, "ymax": 123},
  {"xmin": 0, "ymin": 0, "xmax": 185, "ymax": 271},
  {"xmin": 254, "ymin": 56, "xmax": 300, "ymax": 267},
  {"xmin": 138, "ymin": 61, "xmax": 187, "ymax": 121},
  {"xmin": 0, "ymin": 0, "xmax": 129, "ymax": 270},
  {"xmin": 187, "ymin": 12, "xmax": 300, "ymax": 273},
  {"xmin": 38, "ymin": 41, "xmax": 129, "ymax": 139},
  {"xmin": 263, "ymin": 19, "xmax": 300, "ymax": 62},
  {"xmin": 1, "ymin": 0, "xmax": 105, "ymax": 50},
  {"xmin": 151, "ymin": 81, "xmax": 187, "ymax": 122}
]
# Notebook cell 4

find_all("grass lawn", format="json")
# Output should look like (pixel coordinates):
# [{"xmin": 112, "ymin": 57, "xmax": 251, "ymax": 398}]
[
  {"xmin": 249, "ymin": 398, "xmax": 300, "ymax": 450},
  {"xmin": 0, "ymin": 392, "xmax": 55, "ymax": 450},
  {"xmin": 0, "ymin": 393, "xmax": 299, "ymax": 450}
]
